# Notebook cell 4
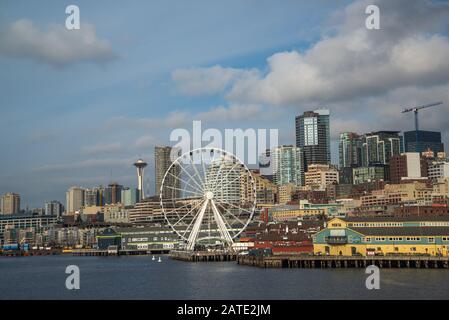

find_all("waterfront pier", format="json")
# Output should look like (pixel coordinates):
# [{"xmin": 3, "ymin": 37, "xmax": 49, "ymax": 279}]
[
  {"xmin": 237, "ymin": 255, "xmax": 449, "ymax": 269},
  {"xmin": 70, "ymin": 249, "xmax": 169, "ymax": 256},
  {"xmin": 170, "ymin": 250, "xmax": 237, "ymax": 262}
]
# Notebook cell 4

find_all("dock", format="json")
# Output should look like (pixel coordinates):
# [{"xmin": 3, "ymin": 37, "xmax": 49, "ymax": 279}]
[
  {"xmin": 70, "ymin": 249, "xmax": 170, "ymax": 256},
  {"xmin": 237, "ymin": 255, "xmax": 449, "ymax": 269},
  {"xmin": 170, "ymin": 250, "xmax": 237, "ymax": 262}
]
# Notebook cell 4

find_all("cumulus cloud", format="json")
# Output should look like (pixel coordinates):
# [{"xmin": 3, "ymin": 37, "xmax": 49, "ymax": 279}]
[
  {"xmin": 0, "ymin": 19, "xmax": 117, "ymax": 67},
  {"xmin": 172, "ymin": 65, "xmax": 258, "ymax": 96},
  {"xmin": 172, "ymin": 0, "xmax": 449, "ymax": 107}
]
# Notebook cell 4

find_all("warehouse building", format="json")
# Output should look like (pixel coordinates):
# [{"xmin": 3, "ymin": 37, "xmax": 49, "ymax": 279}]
[{"xmin": 313, "ymin": 216, "xmax": 449, "ymax": 257}]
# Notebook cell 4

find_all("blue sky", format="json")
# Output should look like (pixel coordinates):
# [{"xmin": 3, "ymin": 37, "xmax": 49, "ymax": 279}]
[{"xmin": 1, "ymin": 0, "xmax": 449, "ymax": 208}]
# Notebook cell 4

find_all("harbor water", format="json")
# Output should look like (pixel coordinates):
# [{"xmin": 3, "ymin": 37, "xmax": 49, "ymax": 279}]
[{"xmin": 1, "ymin": 255, "xmax": 449, "ymax": 299}]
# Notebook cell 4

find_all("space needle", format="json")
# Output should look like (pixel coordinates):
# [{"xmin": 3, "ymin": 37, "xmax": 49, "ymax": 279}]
[{"xmin": 134, "ymin": 158, "xmax": 147, "ymax": 202}]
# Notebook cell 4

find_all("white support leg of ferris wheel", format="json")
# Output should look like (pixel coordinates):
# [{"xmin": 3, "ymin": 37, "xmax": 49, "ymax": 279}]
[
  {"xmin": 210, "ymin": 199, "xmax": 234, "ymax": 247},
  {"xmin": 186, "ymin": 199, "xmax": 208, "ymax": 251}
]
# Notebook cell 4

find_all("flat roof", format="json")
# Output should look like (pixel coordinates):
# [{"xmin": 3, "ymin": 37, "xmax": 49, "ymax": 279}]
[
  {"xmin": 351, "ymin": 227, "xmax": 449, "ymax": 236},
  {"xmin": 343, "ymin": 216, "xmax": 449, "ymax": 223}
]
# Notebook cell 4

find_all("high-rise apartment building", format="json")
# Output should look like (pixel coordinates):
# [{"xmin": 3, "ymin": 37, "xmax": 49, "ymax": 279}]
[
  {"xmin": 339, "ymin": 132, "xmax": 363, "ymax": 184},
  {"xmin": 272, "ymin": 145, "xmax": 304, "ymax": 186},
  {"xmin": 295, "ymin": 109, "xmax": 331, "ymax": 171},
  {"xmin": 44, "ymin": 201, "xmax": 64, "ymax": 217},
  {"xmin": 66, "ymin": 187, "xmax": 85, "ymax": 213},
  {"xmin": 1, "ymin": 193, "xmax": 20, "ymax": 215},
  {"xmin": 403, "ymin": 130, "xmax": 444, "ymax": 154},
  {"xmin": 155, "ymin": 146, "xmax": 181, "ymax": 199},
  {"xmin": 361, "ymin": 131, "xmax": 401, "ymax": 166},
  {"xmin": 205, "ymin": 156, "xmax": 241, "ymax": 204},
  {"xmin": 339, "ymin": 132, "xmax": 362, "ymax": 168}
]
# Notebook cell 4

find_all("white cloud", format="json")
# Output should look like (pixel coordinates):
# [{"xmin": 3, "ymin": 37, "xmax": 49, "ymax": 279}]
[
  {"xmin": 171, "ymin": 0, "xmax": 449, "ymax": 107},
  {"xmin": 172, "ymin": 65, "xmax": 258, "ymax": 95},
  {"xmin": 0, "ymin": 19, "xmax": 117, "ymax": 67}
]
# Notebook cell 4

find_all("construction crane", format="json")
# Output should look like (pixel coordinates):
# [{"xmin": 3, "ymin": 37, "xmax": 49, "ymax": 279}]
[
  {"xmin": 402, "ymin": 101, "xmax": 443, "ymax": 132},
  {"xmin": 402, "ymin": 101, "xmax": 443, "ymax": 149}
]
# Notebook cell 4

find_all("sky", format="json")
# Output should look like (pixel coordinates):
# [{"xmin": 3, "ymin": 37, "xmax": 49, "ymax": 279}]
[{"xmin": 1, "ymin": 0, "xmax": 449, "ymax": 208}]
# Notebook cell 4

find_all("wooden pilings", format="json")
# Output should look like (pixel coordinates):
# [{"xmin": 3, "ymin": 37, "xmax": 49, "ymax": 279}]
[
  {"xmin": 237, "ymin": 255, "xmax": 449, "ymax": 269},
  {"xmin": 169, "ymin": 250, "xmax": 237, "ymax": 262}
]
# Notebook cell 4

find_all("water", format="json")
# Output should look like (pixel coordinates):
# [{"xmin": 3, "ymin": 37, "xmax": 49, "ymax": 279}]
[{"xmin": 1, "ymin": 255, "xmax": 449, "ymax": 299}]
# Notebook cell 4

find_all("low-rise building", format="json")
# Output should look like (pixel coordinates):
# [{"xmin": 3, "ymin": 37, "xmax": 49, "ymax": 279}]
[
  {"xmin": 97, "ymin": 226, "xmax": 179, "ymax": 251},
  {"xmin": 313, "ymin": 216, "xmax": 449, "ymax": 256}
]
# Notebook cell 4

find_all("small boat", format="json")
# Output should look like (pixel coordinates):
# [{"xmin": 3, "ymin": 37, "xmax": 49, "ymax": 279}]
[
  {"xmin": 152, "ymin": 255, "xmax": 155, "ymax": 261},
  {"xmin": 158, "ymin": 257, "xmax": 162, "ymax": 263}
]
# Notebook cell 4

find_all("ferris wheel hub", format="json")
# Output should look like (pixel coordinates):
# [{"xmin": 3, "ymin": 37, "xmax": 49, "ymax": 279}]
[{"xmin": 205, "ymin": 191, "xmax": 214, "ymax": 200}]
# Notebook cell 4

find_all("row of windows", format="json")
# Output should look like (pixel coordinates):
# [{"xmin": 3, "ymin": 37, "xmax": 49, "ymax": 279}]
[
  {"xmin": 349, "ymin": 222, "xmax": 403, "ymax": 227},
  {"xmin": 363, "ymin": 236, "xmax": 437, "ymax": 242}
]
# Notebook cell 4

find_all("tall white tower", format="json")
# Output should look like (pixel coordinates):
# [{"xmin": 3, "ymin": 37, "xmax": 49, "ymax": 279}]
[{"xmin": 134, "ymin": 159, "xmax": 147, "ymax": 202}]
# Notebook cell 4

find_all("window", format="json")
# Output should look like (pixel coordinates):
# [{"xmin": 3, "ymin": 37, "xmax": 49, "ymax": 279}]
[{"xmin": 428, "ymin": 237, "xmax": 435, "ymax": 243}]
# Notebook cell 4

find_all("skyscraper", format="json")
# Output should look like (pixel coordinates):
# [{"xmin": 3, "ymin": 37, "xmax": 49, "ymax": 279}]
[
  {"xmin": 66, "ymin": 187, "xmax": 85, "ymax": 213},
  {"xmin": 361, "ymin": 131, "xmax": 401, "ymax": 166},
  {"xmin": 339, "ymin": 132, "xmax": 362, "ymax": 168},
  {"xmin": 339, "ymin": 132, "xmax": 363, "ymax": 184},
  {"xmin": 295, "ymin": 109, "xmax": 331, "ymax": 171},
  {"xmin": 1, "ymin": 193, "xmax": 20, "ymax": 215},
  {"xmin": 272, "ymin": 145, "xmax": 304, "ymax": 186},
  {"xmin": 403, "ymin": 130, "xmax": 444, "ymax": 154},
  {"xmin": 155, "ymin": 146, "xmax": 181, "ymax": 199}
]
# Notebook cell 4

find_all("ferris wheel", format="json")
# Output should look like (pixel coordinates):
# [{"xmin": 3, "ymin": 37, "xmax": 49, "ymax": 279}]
[{"xmin": 160, "ymin": 148, "xmax": 256, "ymax": 251}]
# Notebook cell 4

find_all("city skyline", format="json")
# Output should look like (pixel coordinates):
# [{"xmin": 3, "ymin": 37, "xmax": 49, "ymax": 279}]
[{"xmin": 2, "ymin": 0, "xmax": 449, "ymax": 207}]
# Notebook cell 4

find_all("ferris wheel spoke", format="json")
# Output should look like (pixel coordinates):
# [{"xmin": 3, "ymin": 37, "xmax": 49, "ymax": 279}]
[
  {"xmin": 162, "ymin": 201, "xmax": 196, "ymax": 216},
  {"xmin": 166, "ymin": 170, "xmax": 204, "ymax": 196},
  {"xmin": 162, "ymin": 197, "xmax": 201, "ymax": 203},
  {"xmin": 213, "ymin": 172, "xmax": 242, "ymax": 194},
  {"xmin": 210, "ymin": 161, "xmax": 225, "ymax": 191},
  {"xmin": 214, "ymin": 201, "xmax": 242, "ymax": 236},
  {"xmin": 211, "ymin": 161, "xmax": 241, "ymax": 193},
  {"xmin": 176, "ymin": 160, "xmax": 205, "ymax": 193},
  {"xmin": 181, "ymin": 201, "xmax": 205, "ymax": 238},
  {"xmin": 172, "ymin": 200, "xmax": 203, "ymax": 227},
  {"xmin": 201, "ymin": 152, "xmax": 208, "ymax": 186},
  {"xmin": 214, "ymin": 198, "xmax": 254, "ymax": 216},
  {"xmin": 214, "ymin": 200, "xmax": 246, "ymax": 227},
  {"xmin": 163, "ymin": 184, "xmax": 203, "ymax": 198},
  {"xmin": 190, "ymin": 157, "xmax": 206, "ymax": 189}
]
